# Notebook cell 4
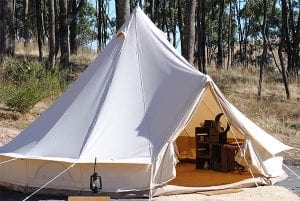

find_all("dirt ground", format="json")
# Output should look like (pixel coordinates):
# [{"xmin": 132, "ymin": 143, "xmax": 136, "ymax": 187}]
[
  {"xmin": 153, "ymin": 186, "xmax": 299, "ymax": 201},
  {"xmin": 0, "ymin": 185, "xmax": 299, "ymax": 201}
]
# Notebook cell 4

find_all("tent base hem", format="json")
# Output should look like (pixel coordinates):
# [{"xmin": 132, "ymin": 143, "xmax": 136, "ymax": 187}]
[
  {"xmin": 153, "ymin": 173, "xmax": 288, "ymax": 196},
  {"xmin": 0, "ymin": 182, "xmax": 150, "ymax": 199},
  {"xmin": 0, "ymin": 174, "xmax": 288, "ymax": 198}
]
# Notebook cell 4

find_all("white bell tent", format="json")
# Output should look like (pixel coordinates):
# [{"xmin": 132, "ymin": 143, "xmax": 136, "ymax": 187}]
[{"xmin": 0, "ymin": 7, "xmax": 291, "ymax": 196}]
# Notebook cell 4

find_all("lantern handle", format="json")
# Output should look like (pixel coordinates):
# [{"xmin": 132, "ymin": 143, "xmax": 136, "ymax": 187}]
[{"xmin": 94, "ymin": 157, "xmax": 97, "ymax": 173}]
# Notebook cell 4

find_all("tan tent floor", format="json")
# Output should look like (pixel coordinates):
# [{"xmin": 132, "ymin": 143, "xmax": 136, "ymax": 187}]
[{"xmin": 168, "ymin": 162, "xmax": 252, "ymax": 187}]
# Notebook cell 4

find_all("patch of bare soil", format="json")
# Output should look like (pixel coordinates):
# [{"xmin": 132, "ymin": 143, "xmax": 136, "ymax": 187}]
[
  {"xmin": 154, "ymin": 186, "xmax": 300, "ymax": 201},
  {"xmin": 0, "ymin": 101, "xmax": 50, "ymax": 146}
]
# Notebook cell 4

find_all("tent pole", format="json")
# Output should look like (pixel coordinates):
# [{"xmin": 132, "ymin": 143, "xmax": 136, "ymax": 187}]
[
  {"xmin": 209, "ymin": 82, "xmax": 266, "ymax": 199},
  {"xmin": 208, "ymin": 83, "xmax": 262, "ymax": 180},
  {"xmin": 0, "ymin": 157, "xmax": 17, "ymax": 165},
  {"xmin": 149, "ymin": 163, "xmax": 154, "ymax": 200},
  {"xmin": 283, "ymin": 163, "xmax": 300, "ymax": 179}
]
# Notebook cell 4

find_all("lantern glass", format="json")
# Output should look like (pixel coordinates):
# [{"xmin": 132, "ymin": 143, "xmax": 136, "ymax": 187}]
[{"xmin": 90, "ymin": 172, "xmax": 102, "ymax": 193}]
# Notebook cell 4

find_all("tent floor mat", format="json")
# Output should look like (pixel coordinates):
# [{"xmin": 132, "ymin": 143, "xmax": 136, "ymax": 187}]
[
  {"xmin": 168, "ymin": 162, "xmax": 252, "ymax": 187},
  {"xmin": 154, "ymin": 162, "xmax": 288, "ymax": 196}
]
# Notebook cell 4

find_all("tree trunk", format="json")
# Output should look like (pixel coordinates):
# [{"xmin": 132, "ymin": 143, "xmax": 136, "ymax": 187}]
[
  {"xmin": 217, "ymin": 0, "xmax": 225, "ymax": 68},
  {"xmin": 289, "ymin": 0, "xmax": 300, "ymax": 74},
  {"xmin": 24, "ymin": 0, "xmax": 30, "ymax": 48},
  {"xmin": 279, "ymin": 0, "xmax": 291, "ymax": 99},
  {"xmin": 278, "ymin": 44, "xmax": 290, "ymax": 99},
  {"xmin": 69, "ymin": 0, "xmax": 84, "ymax": 55},
  {"xmin": 201, "ymin": 0, "xmax": 206, "ymax": 74},
  {"xmin": 43, "ymin": 0, "xmax": 47, "ymax": 43},
  {"xmin": 148, "ymin": 0, "xmax": 154, "ymax": 21},
  {"xmin": 154, "ymin": 0, "xmax": 160, "ymax": 25},
  {"xmin": 196, "ymin": 1, "xmax": 201, "ymax": 71},
  {"xmin": 70, "ymin": 0, "xmax": 78, "ymax": 55},
  {"xmin": 227, "ymin": 0, "xmax": 232, "ymax": 69},
  {"xmin": 162, "ymin": 0, "xmax": 167, "ymax": 34},
  {"xmin": 59, "ymin": 0, "xmax": 69, "ymax": 66},
  {"xmin": 0, "ymin": 0, "xmax": 15, "ymax": 61},
  {"xmin": 177, "ymin": 0, "xmax": 184, "ymax": 53},
  {"xmin": 231, "ymin": 5, "xmax": 235, "ymax": 68},
  {"xmin": 294, "ymin": 5, "xmax": 300, "ymax": 74},
  {"xmin": 258, "ymin": 0, "xmax": 268, "ymax": 99},
  {"xmin": 48, "ymin": 0, "xmax": 56, "ymax": 68},
  {"xmin": 197, "ymin": 0, "xmax": 206, "ymax": 73},
  {"xmin": 115, "ymin": 0, "xmax": 130, "ymax": 30},
  {"xmin": 244, "ymin": 18, "xmax": 249, "ymax": 68},
  {"xmin": 97, "ymin": 0, "xmax": 110, "ymax": 51},
  {"xmin": 171, "ymin": 0, "xmax": 176, "ymax": 47},
  {"xmin": 35, "ymin": 0, "xmax": 43, "ymax": 61},
  {"xmin": 97, "ymin": 0, "xmax": 103, "ymax": 51},
  {"xmin": 55, "ymin": 0, "xmax": 60, "ymax": 57},
  {"xmin": 281, "ymin": 0, "xmax": 292, "ymax": 74},
  {"xmin": 235, "ymin": 0, "xmax": 244, "ymax": 64},
  {"xmin": 182, "ymin": 0, "xmax": 196, "ymax": 65}
]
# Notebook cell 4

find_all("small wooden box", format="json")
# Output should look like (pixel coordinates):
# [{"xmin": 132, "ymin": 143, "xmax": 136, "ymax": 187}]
[
  {"xmin": 209, "ymin": 128, "xmax": 219, "ymax": 143},
  {"xmin": 68, "ymin": 196, "xmax": 110, "ymax": 201}
]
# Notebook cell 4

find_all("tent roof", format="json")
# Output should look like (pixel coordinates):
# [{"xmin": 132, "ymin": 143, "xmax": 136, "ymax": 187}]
[{"xmin": 0, "ymin": 7, "xmax": 207, "ymax": 163}]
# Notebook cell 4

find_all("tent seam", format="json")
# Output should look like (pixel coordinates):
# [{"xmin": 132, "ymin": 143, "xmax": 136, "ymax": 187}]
[
  {"xmin": 134, "ymin": 10, "xmax": 154, "ymax": 197},
  {"xmin": 79, "ymin": 16, "xmax": 136, "ymax": 160},
  {"xmin": 134, "ymin": 11, "xmax": 153, "ymax": 159},
  {"xmin": 78, "ymin": 40, "xmax": 126, "ymax": 158}
]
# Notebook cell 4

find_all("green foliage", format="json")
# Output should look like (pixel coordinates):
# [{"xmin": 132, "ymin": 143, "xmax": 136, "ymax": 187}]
[
  {"xmin": 77, "ymin": 2, "xmax": 97, "ymax": 46},
  {"xmin": 1, "ymin": 79, "xmax": 45, "ymax": 112},
  {"xmin": 0, "ymin": 58, "xmax": 66, "ymax": 112},
  {"xmin": 15, "ymin": 0, "xmax": 46, "ymax": 41},
  {"xmin": 4, "ymin": 58, "xmax": 47, "ymax": 83}
]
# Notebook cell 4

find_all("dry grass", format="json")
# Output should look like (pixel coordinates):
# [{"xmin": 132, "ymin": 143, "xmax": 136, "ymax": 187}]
[
  {"xmin": 15, "ymin": 40, "xmax": 49, "ymax": 58},
  {"xmin": 70, "ymin": 47, "xmax": 97, "ymax": 66},
  {"xmin": 208, "ymin": 66, "xmax": 300, "ymax": 161},
  {"xmin": 15, "ymin": 40, "xmax": 97, "ymax": 66}
]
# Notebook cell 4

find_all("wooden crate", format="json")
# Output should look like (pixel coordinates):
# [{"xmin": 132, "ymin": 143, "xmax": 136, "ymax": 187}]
[
  {"xmin": 209, "ymin": 128, "xmax": 219, "ymax": 143},
  {"xmin": 68, "ymin": 196, "xmax": 110, "ymax": 201}
]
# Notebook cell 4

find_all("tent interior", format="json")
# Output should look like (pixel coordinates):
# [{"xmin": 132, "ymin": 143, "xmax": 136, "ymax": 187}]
[{"xmin": 170, "ymin": 84, "xmax": 250, "ymax": 187}]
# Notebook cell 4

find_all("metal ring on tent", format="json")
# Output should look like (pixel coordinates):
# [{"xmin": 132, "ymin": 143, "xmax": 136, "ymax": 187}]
[{"xmin": 116, "ymin": 31, "xmax": 126, "ymax": 40}]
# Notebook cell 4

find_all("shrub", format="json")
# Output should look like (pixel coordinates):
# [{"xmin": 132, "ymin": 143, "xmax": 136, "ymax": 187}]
[
  {"xmin": 0, "ymin": 58, "xmax": 66, "ymax": 112},
  {"xmin": 4, "ymin": 58, "xmax": 47, "ymax": 84},
  {"xmin": 4, "ymin": 79, "xmax": 44, "ymax": 112}
]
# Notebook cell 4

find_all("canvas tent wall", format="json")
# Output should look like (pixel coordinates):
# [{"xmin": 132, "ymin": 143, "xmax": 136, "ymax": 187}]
[{"xmin": 0, "ymin": 7, "xmax": 291, "ymax": 195}]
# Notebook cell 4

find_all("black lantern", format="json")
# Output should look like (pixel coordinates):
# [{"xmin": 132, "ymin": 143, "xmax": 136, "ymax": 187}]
[{"xmin": 90, "ymin": 158, "xmax": 102, "ymax": 193}]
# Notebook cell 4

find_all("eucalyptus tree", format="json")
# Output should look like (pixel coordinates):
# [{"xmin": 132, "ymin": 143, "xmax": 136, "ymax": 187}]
[
  {"xmin": 48, "ymin": 0, "xmax": 56, "ymax": 68},
  {"xmin": 59, "ymin": 0, "xmax": 69, "ymax": 66},
  {"xmin": 97, "ymin": 0, "xmax": 109, "ymax": 51},
  {"xmin": 0, "ymin": 0, "xmax": 15, "ymax": 61},
  {"xmin": 23, "ymin": 0, "xmax": 30, "ymax": 48},
  {"xmin": 279, "ymin": 0, "xmax": 291, "ymax": 99},
  {"xmin": 217, "ymin": 0, "xmax": 225, "ymax": 68},
  {"xmin": 35, "ymin": 0, "xmax": 43, "ymax": 61},
  {"xmin": 115, "ymin": 0, "xmax": 130, "ymax": 30},
  {"xmin": 197, "ymin": 0, "xmax": 206, "ymax": 73},
  {"xmin": 258, "ymin": 0, "xmax": 268, "ymax": 99},
  {"xmin": 182, "ymin": 0, "xmax": 196, "ymax": 65}
]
